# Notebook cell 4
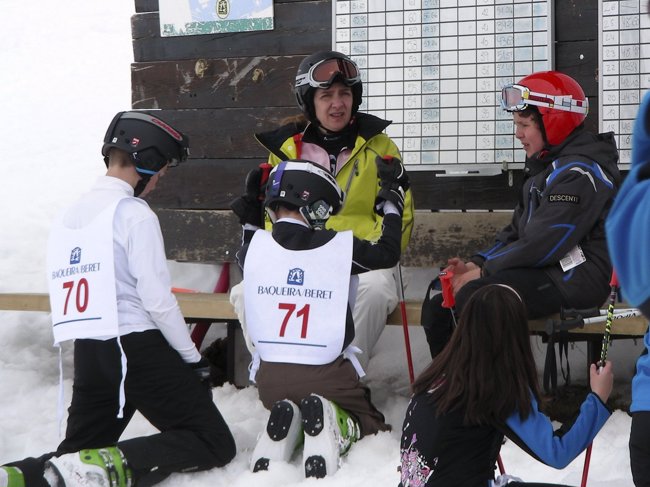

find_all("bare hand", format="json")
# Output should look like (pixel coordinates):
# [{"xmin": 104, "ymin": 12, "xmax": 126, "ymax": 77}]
[
  {"xmin": 451, "ymin": 267, "xmax": 481, "ymax": 294},
  {"xmin": 590, "ymin": 361, "xmax": 614, "ymax": 403},
  {"xmin": 445, "ymin": 257, "xmax": 478, "ymax": 275}
]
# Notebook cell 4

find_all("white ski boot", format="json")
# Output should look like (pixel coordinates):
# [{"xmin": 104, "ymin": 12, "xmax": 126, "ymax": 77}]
[
  {"xmin": 250, "ymin": 399, "xmax": 303, "ymax": 472},
  {"xmin": 0, "ymin": 466, "xmax": 24, "ymax": 487},
  {"xmin": 44, "ymin": 447, "xmax": 132, "ymax": 487},
  {"xmin": 300, "ymin": 394, "xmax": 360, "ymax": 478}
]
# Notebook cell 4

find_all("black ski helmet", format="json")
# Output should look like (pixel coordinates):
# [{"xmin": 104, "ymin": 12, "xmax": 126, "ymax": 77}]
[
  {"xmin": 101, "ymin": 111, "xmax": 190, "ymax": 175},
  {"xmin": 294, "ymin": 51, "xmax": 363, "ymax": 126},
  {"xmin": 265, "ymin": 159, "xmax": 344, "ymax": 229}
]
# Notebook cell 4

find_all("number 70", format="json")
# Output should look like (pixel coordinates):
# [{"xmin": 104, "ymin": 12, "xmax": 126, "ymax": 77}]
[{"xmin": 62, "ymin": 278, "xmax": 89, "ymax": 315}]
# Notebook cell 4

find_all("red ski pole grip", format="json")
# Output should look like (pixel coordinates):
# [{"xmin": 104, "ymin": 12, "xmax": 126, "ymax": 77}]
[
  {"xmin": 257, "ymin": 163, "xmax": 273, "ymax": 200},
  {"xmin": 439, "ymin": 271, "xmax": 455, "ymax": 309}
]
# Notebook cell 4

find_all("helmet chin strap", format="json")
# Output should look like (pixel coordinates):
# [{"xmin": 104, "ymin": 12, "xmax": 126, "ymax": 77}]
[
  {"xmin": 265, "ymin": 207, "xmax": 278, "ymax": 224},
  {"xmin": 299, "ymin": 199, "xmax": 332, "ymax": 230},
  {"xmin": 133, "ymin": 174, "xmax": 152, "ymax": 197}
]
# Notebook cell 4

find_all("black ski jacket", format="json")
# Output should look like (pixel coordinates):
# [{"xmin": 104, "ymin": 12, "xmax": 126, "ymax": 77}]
[{"xmin": 472, "ymin": 128, "xmax": 621, "ymax": 309}]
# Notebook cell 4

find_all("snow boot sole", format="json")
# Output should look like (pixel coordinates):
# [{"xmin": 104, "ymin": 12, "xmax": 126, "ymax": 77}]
[{"xmin": 250, "ymin": 399, "xmax": 302, "ymax": 472}]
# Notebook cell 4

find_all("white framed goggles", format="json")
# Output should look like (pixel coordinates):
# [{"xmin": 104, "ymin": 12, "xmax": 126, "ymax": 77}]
[
  {"xmin": 500, "ymin": 84, "xmax": 589, "ymax": 115},
  {"xmin": 295, "ymin": 57, "xmax": 361, "ymax": 89}
]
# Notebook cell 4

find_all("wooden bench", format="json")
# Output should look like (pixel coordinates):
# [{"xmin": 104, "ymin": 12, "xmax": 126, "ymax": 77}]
[{"xmin": 1, "ymin": 291, "xmax": 646, "ymax": 371}]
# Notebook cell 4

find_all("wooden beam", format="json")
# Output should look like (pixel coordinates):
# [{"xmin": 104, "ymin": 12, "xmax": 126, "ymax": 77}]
[
  {"xmin": 146, "ymin": 164, "xmax": 522, "ymax": 211},
  {"xmin": 132, "ymin": 56, "xmax": 302, "ymax": 110},
  {"xmin": 131, "ymin": 2, "xmax": 332, "ymax": 63},
  {"xmin": 0, "ymin": 293, "xmax": 50, "ymax": 313},
  {"xmin": 154, "ymin": 209, "xmax": 516, "ymax": 266},
  {"xmin": 0, "ymin": 292, "xmax": 236, "ymax": 321}
]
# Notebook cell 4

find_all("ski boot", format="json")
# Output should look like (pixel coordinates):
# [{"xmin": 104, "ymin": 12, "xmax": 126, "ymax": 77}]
[
  {"xmin": 300, "ymin": 394, "xmax": 360, "ymax": 478},
  {"xmin": 0, "ymin": 466, "xmax": 24, "ymax": 487},
  {"xmin": 44, "ymin": 447, "xmax": 133, "ymax": 487},
  {"xmin": 250, "ymin": 399, "xmax": 303, "ymax": 472}
]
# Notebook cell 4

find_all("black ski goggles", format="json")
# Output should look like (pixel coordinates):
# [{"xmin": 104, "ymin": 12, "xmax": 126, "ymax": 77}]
[{"xmin": 295, "ymin": 57, "xmax": 361, "ymax": 89}]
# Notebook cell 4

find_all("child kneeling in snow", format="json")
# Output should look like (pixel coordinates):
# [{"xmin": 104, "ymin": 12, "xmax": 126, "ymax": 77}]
[{"xmin": 230, "ymin": 157, "xmax": 408, "ymax": 478}]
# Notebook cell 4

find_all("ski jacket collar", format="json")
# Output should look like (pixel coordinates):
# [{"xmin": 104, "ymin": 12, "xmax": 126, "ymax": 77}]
[
  {"xmin": 255, "ymin": 112, "xmax": 392, "ymax": 159},
  {"xmin": 524, "ymin": 128, "xmax": 620, "ymax": 181}
]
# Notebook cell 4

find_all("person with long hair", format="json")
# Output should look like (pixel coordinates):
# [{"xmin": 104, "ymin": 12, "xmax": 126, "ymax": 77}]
[{"xmin": 400, "ymin": 284, "xmax": 613, "ymax": 487}]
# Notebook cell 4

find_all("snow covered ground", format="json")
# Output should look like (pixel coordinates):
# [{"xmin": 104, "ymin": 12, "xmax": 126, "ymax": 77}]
[{"xmin": 0, "ymin": 2, "xmax": 638, "ymax": 486}]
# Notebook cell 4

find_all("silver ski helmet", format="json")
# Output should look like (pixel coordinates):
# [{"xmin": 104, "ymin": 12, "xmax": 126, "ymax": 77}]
[
  {"xmin": 294, "ymin": 51, "xmax": 363, "ymax": 126},
  {"xmin": 101, "ymin": 111, "xmax": 190, "ymax": 176},
  {"xmin": 265, "ymin": 160, "xmax": 344, "ymax": 229}
]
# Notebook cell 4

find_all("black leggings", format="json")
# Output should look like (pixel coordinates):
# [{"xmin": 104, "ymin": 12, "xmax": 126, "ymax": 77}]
[
  {"xmin": 421, "ymin": 268, "xmax": 564, "ymax": 358},
  {"xmin": 9, "ymin": 330, "xmax": 235, "ymax": 487}
]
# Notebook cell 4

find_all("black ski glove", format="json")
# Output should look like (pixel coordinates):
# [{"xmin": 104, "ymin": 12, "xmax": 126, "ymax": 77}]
[
  {"xmin": 230, "ymin": 164, "xmax": 271, "ymax": 226},
  {"xmin": 374, "ymin": 155, "xmax": 410, "ymax": 216}
]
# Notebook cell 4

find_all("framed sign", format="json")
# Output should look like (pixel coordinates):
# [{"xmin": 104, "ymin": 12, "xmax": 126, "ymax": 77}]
[{"xmin": 159, "ymin": 0, "xmax": 274, "ymax": 36}]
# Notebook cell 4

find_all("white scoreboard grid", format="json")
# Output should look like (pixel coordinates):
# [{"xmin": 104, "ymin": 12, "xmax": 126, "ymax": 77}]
[
  {"xmin": 334, "ymin": 0, "xmax": 650, "ymax": 171},
  {"xmin": 601, "ymin": 0, "xmax": 650, "ymax": 166}
]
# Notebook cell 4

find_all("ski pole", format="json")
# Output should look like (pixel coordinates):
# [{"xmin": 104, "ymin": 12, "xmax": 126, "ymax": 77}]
[
  {"xmin": 598, "ymin": 271, "xmax": 619, "ymax": 368},
  {"xmin": 396, "ymin": 263, "xmax": 415, "ymax": 384},
  {"xmin": 497, "ymin": 454, "xmax": 506, "ymax": 476},
  {"xmin": 581, "ymin": 270, "xmax": 618, "ymax": 487}
]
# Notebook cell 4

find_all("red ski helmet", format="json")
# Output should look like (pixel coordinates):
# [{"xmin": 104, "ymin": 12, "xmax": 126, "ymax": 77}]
[{"xmin": 501, "ymin": 71, "xmax": 588, "ymax": 146}]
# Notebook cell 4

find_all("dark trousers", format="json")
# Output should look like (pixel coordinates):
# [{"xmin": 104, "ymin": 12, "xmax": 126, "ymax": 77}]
[
  {"xmin": 10, "ymin": 330, "xmax": 235, "ymax": 487},
  {"xmin": 630, "ymin": 411, "xmax": 650, "ymax": 487},
  {"xmin": 421, "ymin": 268, "xmax": 564, "ymax": 358},
  {"xmin": 256, "ymin": 355, "xmax": 390, "ymax": 437}
]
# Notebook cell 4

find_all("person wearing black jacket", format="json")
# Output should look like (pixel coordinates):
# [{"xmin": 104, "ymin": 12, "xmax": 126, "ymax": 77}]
[
  {"xmin": 422, "ymin": 71, "xmax": 621, "ymax": 358},
  {"xmin": 401, "ymin": 284, "xmax": 613, "ymax": 487},
  {"xmin": 230, "ymin": 157, "xmax": 408, "ymax": 478}
]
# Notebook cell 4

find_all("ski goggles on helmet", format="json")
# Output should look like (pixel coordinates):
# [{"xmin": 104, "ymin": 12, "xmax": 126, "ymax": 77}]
[
  {"xmin": 500, "ymin": 84, "xmax": 589, "ymax": 115},
  {"xmin": 295, "ymin": 57, "xmax": 361, "ymax": 89}
]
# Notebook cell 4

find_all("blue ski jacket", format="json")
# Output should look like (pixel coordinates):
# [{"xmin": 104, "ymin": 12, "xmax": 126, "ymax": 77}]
[{"xmin": 606, "ymin": 91, "xmax": 650, "ymax": 413}]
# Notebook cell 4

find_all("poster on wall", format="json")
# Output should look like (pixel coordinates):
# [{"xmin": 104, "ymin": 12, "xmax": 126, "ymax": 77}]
[{"xmin": 159, "ymin": 0, "xmax": 274, "ymax": 37}]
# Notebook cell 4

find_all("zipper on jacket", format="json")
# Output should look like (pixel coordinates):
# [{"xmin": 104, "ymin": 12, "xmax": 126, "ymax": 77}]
[{"xmin": 342, "ymin": 159, "xmax": 360, "ymax": 206}]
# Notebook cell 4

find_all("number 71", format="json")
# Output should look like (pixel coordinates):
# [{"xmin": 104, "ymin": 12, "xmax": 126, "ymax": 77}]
[{"xmin": 278, "ymin": 303, "xmax": 310, "ymax": 338}]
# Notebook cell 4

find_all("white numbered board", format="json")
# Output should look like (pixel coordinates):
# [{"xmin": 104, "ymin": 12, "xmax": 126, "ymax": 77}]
[
  {"xmin": 335, "ymin": 0, "xmax": 650, "ymax": 171},
  {"xmin": 600, "ymin": 0, "xmax": 650, "ymax": 165},
  {"xmin": 334, "ymin": 0, "xmax": 552, "ymax": 172}
]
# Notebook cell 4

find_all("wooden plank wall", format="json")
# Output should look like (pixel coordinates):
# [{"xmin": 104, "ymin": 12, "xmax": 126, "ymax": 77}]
[{"xmin": 130, "ymin": 0, "xmax": 600, "ymax": 264}]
